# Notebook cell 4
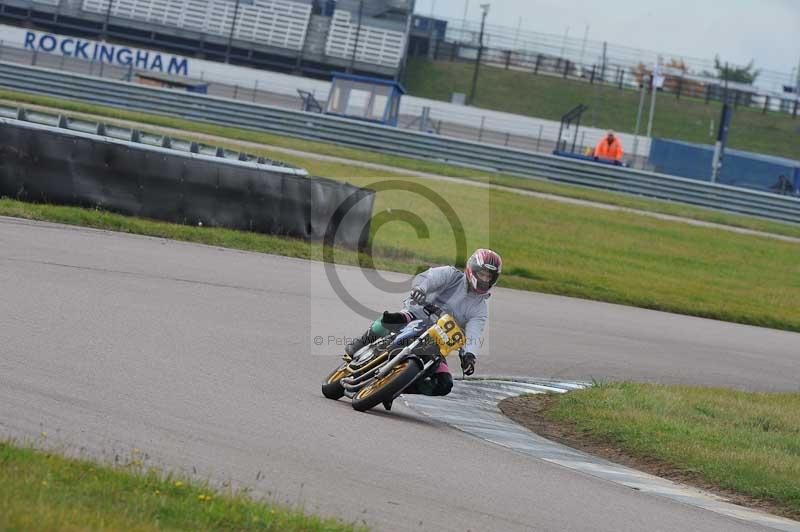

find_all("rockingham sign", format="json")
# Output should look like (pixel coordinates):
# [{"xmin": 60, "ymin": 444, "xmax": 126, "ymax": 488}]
[
  {"xmin": 0, "ymin": 22, "xmax": 331, "ymax": 95},
  {"xmin": 2, "ymin": 23, "xmax": 189, "ymax": 75}
]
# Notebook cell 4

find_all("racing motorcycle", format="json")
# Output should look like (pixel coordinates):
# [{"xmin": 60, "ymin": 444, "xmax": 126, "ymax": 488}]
[{"xmin": 321, "ymin": 304, "xmax": 466, "ymax": 412}]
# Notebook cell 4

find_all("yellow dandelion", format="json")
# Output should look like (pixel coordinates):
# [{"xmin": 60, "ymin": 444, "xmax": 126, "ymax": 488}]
[
  {"xmin": 154, "ymin": 490, "xmax": 160, "ymax": 496},
  {"xmin": 174, "ymin": 481, "xmax": 184, "ymax": 488},
  {"xmin": 40, "ymin": 431, "xmax": 47, "ymax": 438},
  {"xmin": 131, "ymin": 460, "xmax": 142, "ymax": 466},
  {"xmin": 41, "ymin": 480, "xmax": 48, "ymax": 486}
]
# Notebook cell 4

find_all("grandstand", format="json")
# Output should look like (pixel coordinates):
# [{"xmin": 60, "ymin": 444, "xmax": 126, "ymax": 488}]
[{"xmin": 0, "ymin": 0, "xmax": 413, "ymax": 78}]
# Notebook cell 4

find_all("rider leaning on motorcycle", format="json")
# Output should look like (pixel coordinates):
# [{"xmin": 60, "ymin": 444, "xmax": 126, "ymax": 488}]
[{"xmin": 345, "ymin": 249, "xmax": 503, "ymax": 396}]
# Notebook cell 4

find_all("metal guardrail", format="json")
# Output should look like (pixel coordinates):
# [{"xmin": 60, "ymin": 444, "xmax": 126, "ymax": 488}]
[{"xmin": 0, "ymin": 61, "xmax": 798, "ymax": 225}]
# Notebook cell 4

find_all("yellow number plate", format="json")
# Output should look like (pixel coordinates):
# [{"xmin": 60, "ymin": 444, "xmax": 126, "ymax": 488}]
[{"xmin": 429, "ymin": 314, "xmax": 465, "ymax": 357}]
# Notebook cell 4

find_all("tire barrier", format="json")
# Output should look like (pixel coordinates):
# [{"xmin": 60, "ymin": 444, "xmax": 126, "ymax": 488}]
[{"xmin": 0, "ymin": 117, "xmax": 375, "ymax": 249}]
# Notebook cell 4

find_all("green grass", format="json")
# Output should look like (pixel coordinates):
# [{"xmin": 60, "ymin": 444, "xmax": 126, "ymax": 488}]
[
  {"xmin": 404, "ymin": 59, "xmax": 800, "ymax": 161},
  {"xmin": 542, "ymin": 382, "xmax": 800, "ymax": 518},
  {"xmin": 3, "ymin": 88, "xmax": 800, "ymax": 241},
  {"xmin": 0, "ymin": 440, "xmax": 360, "ymax": 531}
]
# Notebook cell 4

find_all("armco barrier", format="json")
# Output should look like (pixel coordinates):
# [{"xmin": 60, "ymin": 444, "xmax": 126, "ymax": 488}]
[
  {"xmin": 0, "ymin": 118, "xmax": 375, "ymax": 248},
  {"xmin": 0, "ymin": 61, "xmax": 798, "ymax": 224}
]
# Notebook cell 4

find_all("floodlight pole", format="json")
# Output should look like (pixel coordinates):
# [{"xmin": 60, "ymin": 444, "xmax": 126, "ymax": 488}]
[
  {"xmin": 711, "ymin": 103, "xmax": 732, "ymax": 182},
  {"xmin": 795, "ymin": 56, "xmax": 800, "ymax": 98},
  {"xmin": 646, "ymin": 56, "xmax": 661, "ymax": 138},
  {"xmin": 225, "ymin": 0, "xmax": 242, "ymax": 63},
  {"xmin": 468, "ymin": 3, "xmax": 489, "ymax": 106},
  {"xmin": 348, "ymin": 0, "xmax": 364, "ymax": 73},
  {"xmin": 102, "ymin": 0, "xmax": 114, "ymax": 41},
  {"xmin": 631, "ymin": 75, "xmax": 647, "ymax": 163}
]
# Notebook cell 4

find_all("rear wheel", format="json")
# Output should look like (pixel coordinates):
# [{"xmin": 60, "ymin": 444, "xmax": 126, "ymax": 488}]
[
  {"xmin": 351, "ymin": 359, "xmax": 421, "ymax": 412},
  {"xmin": 321, "ymin": 363, "xmax": 350, "ymax": 400}
]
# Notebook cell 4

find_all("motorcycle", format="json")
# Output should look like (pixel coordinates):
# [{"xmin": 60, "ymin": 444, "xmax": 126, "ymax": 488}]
[{"xmin": 321, "ymin": 304, "xmax": 466, "ymax": 412}]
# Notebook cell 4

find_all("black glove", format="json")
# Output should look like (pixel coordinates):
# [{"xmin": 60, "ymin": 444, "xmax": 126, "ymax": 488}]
[
  {"xmin": 459, "ymin": 352, "xmax": 476, "ymax": 376},
  {"xmin": 410, "ymin": 287, "xmax": 426, "ymax": 305}
]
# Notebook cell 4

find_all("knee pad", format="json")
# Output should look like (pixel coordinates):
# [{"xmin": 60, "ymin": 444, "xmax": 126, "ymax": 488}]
[{"xmin": 369, "ymin": 319, "xmax": 390, "ymax": 337}]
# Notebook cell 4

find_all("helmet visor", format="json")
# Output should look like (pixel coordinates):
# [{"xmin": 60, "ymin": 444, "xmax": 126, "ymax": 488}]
[{"xmin": 475, "ymin": 270, "xmax": 494, "ymax": 283}]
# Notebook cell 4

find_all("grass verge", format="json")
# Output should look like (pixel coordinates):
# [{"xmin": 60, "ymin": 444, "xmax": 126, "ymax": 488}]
[
  {"xmin": 0, "ymin": 440, "xmax": 360, "ymax": 531},
  {"xmin": 3, "ymin": 88, "xmax": 800, "ymax": 241},
  {"xmin": 500, "ymin": 383, "xmax": 800, "ymax": 520}
]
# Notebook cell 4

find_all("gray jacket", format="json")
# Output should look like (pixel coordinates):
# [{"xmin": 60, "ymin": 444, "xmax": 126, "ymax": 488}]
[{"xmin": 404, "ymin": 266, "xmax": 489, "ymax": 357}]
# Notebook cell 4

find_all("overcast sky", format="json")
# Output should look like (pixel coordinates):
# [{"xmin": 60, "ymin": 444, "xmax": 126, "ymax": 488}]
[{"xmin": 414, "ymin": 0, "xmax": 800, "ymax": 77}]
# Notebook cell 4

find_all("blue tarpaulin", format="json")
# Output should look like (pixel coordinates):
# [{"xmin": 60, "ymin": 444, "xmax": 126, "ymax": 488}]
[{"xmin": 649, "ymin": 139, "xmax": 799, "ymax": 195}]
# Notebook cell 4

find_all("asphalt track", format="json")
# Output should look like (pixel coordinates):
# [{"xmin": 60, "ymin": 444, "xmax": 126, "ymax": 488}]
[{"xmin": 1, "ymin": 216, "xmax": 799, "ymax": 531}]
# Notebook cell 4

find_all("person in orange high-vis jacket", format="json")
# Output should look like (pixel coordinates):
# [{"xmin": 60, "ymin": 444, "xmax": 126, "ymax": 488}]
[{"xmin": 593, "ymin": 131, "xmax": 624, "ymax": 163}]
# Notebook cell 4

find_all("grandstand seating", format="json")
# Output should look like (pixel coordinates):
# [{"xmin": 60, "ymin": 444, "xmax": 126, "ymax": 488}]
[
  {"xmin": 325, "ymin": 9, "xmax": 407, "ymax": 68},
  {"xmin": 6, "ymin": 0, "xmax": 412, "ymax": 76},
  {"xmin": 81, "ymin": 0, "xmax": 313, "ymax": 51}
]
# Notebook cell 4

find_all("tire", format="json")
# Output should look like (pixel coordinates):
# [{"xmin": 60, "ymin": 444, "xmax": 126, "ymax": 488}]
[
  {"xmin": 351, "ymin": 359, "xmax": 421, "ymax": 412},
  {"xmin": 321, "ymin": 363, "xmax": 350, "ymax": 400}
]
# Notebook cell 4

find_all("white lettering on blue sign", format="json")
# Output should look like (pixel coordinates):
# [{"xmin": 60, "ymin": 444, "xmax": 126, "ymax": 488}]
[{"xmin": 23, "ymin": 31, "xmax": 190, "ymax": 76}]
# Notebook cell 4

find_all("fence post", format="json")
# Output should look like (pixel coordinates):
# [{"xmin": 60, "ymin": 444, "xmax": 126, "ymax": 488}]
[
  {"xmin": 705, "ymin": 84, "xmax": 711, "ymax": 104},
  {"xmin": 433, "ymin": 38, "xmax": 440, "ymax": 60},
  {"xmin": 534, "ymin": 54, "xmax": 541, "ymax": 75},
  {"xmin": 676, "ymin": 76, "xmax": 683, "ymax": 100},
  {"xmin": 563, "ymin": 60, "xmax": 569, "ymax": 79},
  {"xmin": 762, "ymin": 95, "xmax": 769, "ymax": 114},
  {"xmin": 504, "ymin": 50, "xmax": 511, "ymax": 70},
  {"xmin": 589, "ymin": 65, "xmax": 596, "ymax": 84},
  {"xmin": 233, "ymin": 85, "xmax": 239, "ymax": 99},
  {"xmin": 253, "ymin": 80, "xmax": 258, "ymax": 102},
  {"xmin": 31, "ymin": 48, "xmax": 38, "ymax": 66},
  {"xmin": 793, "ymin": 99, "xmax": 798, "ymax": 119},
  {"xmin": 618, "ymin": 67, "xmax": 624, "ymax": 90},
  {"xmin": 478, "ymin": 116, "xmax": 485, "ymax": 141},
  {"xmin": 449, "ymin": 43, "xmax": 456, "ymax": 62},
  {"xmin": 504, "ymin": 132, "xmax": 510, "ymax": 146},
  {"xmin": 733, "ymin": 90, "xmax": 740, "ymax": 109}
]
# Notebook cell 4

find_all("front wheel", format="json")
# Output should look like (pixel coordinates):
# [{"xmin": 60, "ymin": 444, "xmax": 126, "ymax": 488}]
[
  {"xmin": 321, "ymin": 363, "xmax": 350, "ymax": 400},
  {"xmin": 351, "ymin": 359, "xmax": 421, "ymax": 412}
]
